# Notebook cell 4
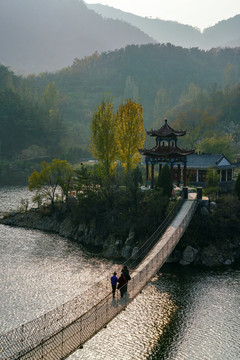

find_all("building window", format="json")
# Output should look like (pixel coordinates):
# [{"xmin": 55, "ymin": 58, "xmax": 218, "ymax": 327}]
[
  {"xmin": 221, "ymin": 170, "xmax": 226, "ymax": 182},
  {"xmin": 227, "ymin": 169, "xmax": 232, "ymax": 181},
  {"xmin": 187, "ymin": 169, "xmax": 197, "ymax": 182},
  {"xmin": 198, "ymin": 170, "xmax": 207, "ymax": 182}
]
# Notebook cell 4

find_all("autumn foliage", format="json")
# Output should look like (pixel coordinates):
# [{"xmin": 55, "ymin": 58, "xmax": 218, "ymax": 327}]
[
  {"xmin": 90, "ymin": 98, "xmax": 117, "ymax": 177},
  {"xmin": 90, "ymin": 98, "xmax": 145, "ymax": 176},
  {"xmin": 115, "ymin": 99, "xmax": 145, "ymax": 171}
]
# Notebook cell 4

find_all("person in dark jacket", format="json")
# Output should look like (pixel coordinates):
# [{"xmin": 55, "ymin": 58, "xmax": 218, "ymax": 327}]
[
  {"xmin": 118, "ymin": 272, "xmax": 127, "ymax": 297},
  {"xmin": 121, "ymin": 265, "xmax": 131, "ymax": 291},
  {"xmin": 111, "ymin": 272, "xmax": 118, "ymax": 298}
]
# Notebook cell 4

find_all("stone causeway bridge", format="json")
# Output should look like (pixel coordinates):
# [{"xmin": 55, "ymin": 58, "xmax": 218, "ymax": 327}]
[{"xmin": 0, "ymin": 191, "xmax": 200, "ymax": 360}]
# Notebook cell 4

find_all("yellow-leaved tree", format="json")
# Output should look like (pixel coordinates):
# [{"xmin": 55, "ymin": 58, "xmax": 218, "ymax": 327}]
[
  {"xmin": 28, "ymin": 159, "xmax": 74, "ymax": 207},
  {"xmin": 115, "ymin": 99, "xmax": 145, "ymax": 171},
  {"xmin": 90, "ymin": 98, "xmax": 117, "ymax": 178}
]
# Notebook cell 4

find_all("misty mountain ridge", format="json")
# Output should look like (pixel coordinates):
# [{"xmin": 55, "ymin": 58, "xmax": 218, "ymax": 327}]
[
  {"xmin": 0, "ymin": 0, "xmax": 155, "ymax": 74},
  {"xmin": 1, "ymin": 0, "xmax": 240, "ymax": 75},
  {"xmin": 87, "ymin": 3, "xmax": 240, "ymax": 49}
]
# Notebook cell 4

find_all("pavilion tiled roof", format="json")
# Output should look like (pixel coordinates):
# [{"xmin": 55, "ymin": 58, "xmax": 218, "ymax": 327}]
[
  {"xmin": 139, "ymin": 144, "xmax": 195, "ymax": 157},
  {"xmin": 147, "ymin": 119, "xmax": 186, "ymax": 137}
]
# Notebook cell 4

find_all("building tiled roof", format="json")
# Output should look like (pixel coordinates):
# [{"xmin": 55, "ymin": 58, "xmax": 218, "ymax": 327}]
[
  {"xmin": 186, "ymin": 154, "xmax": 234, "ymax": 168},
  {"xmin": 147, "ymin": 119, "xmax": 186, "ymax": 137}
]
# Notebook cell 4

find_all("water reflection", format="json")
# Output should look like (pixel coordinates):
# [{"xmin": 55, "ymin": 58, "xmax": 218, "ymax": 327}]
[
  {"xmin": 0, "ymin": 224, "xmax": 114, "ymax": 332},
  {"xmin": 68, "ymin": 266, "xmax": 240, "ymax": 360},
  {"xmin": 0, "ymin": 186, "xmax": 116, "ymax": 332},
  {"xmin": 68, "ymin": 283, "xmax": 176, "ymax": 360},
  {"xmin": 1, "ymin": 187, "xmax": 240, "ymax": 360}
]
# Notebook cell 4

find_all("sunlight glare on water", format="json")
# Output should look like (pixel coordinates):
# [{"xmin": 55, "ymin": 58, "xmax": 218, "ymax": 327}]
[
  {"xmin": 67, "ymin": 282, "xmax": 177, "ymax": 360},
  {"xmin": 1, "ymin": 187, "xmax": 240, "ymax": 360},
  {"xmin": 0, "ymin": 187, "xmax": 115, "ymax": 332},
  {"xmin": 67, "ymin": 268, "xmax": 240, "ymax": 360}
]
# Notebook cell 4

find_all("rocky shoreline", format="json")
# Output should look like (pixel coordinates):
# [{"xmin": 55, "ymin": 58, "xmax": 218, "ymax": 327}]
[{"xmin": 1, "ymin": 202, "xmax": 240, "ymax": 267}]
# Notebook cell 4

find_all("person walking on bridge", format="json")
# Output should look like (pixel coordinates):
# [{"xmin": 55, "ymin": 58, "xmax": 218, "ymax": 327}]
[
  {"xmin": 118, "ymin": 271, "xmax": 127, "ymax": 297},
  {"xmin": 111, "ymin": 272, "xmax": 118, "ymax": 298},
  {"xmin": 122, "ymin": 265, "xmax": 131, "ymax": 291}
]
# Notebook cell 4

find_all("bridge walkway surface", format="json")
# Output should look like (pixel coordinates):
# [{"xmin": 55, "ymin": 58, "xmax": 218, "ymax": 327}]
[{"xmin": 0, "ymin": 194, "xmax": 198, "ymax": 360}]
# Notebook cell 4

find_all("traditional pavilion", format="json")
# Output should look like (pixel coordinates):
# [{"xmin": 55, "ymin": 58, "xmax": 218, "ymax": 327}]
[{"xmin": 139, "ymin": 119, "xmax": 195, "ymax": 188}]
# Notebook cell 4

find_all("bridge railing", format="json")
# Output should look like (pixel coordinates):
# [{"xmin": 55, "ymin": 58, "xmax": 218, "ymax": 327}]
[
  {"xmin": 127, "ymin": 194, "xmax": 185, "ymax": 268},
  {"xmin": 0, "ymin": 196, "xmax": 198, "ymax": 360}
]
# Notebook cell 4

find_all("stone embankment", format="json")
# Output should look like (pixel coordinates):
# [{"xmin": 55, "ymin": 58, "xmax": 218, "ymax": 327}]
[
  {"xmin": 168, "ymin": 200, "xmax": 240, "ymax": 267},
  {"xmin": 1, "ymin": 202, "xmax": 240, "ymax": 267}
]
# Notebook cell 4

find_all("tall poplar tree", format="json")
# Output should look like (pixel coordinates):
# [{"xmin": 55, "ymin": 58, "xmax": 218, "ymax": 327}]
[
  {"xmin": 90, "ymin": 98, "xmax": 117, "ymax": 177},
  {"xmin": 42, "ymin": 81, "xmax": 64, "ymax": 156},
  {"xmin": 115, "ymin": 99, "xmax": 145, "ymax": 171}
]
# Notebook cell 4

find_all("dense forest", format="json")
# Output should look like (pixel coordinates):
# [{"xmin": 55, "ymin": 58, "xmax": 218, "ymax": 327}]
[
  {"xmin": 1, "ymin": 43, "xmax": 240, "ymax": 184},
  {"xmin": 27, "ymin": 44, "xmax": 240, "ymax": 153}
]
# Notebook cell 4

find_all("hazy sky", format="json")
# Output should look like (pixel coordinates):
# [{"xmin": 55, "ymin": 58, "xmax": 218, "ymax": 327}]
[{"xmin": 84, "ymin": 0, "xmax": 240, "ymax": 31}]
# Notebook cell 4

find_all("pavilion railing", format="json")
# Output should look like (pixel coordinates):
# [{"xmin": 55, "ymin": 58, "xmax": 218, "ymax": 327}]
[{"xmin": 0, "ymin": 196, "xmax": 198, "ymax": 360}]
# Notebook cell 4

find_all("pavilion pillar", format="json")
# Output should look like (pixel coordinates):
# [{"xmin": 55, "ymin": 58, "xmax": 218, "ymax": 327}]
[
  {"xmin": 177, "ymin": 164, "xmax": 181, "ymax": 186},
  {"xmin": 145, "ymin": 162, "xmax": 149, "ymax": 187},
  {"xmin": 183, "ymin": 161, "xmax": 187, "ymax": 187},
  {"xmin": 170, "ymin": 162, "xmax": 174, "ymax": 182},
  {"xmin": 159, "ymin": 163, "xmax": 162, "ymax": 175},
  {"xmin": 151, "ymin": 163, "xmax": 154, "ymax": 188}
]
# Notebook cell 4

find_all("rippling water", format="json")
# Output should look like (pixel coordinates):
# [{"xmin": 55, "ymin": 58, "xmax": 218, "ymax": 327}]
[
  {"xmin": 68, "ymin": 265, "xmax": 240, "ymax": 360},
  {"xmin": 0, "ymin": 186, "xmax": 115, "ymax": 333},
  {"xmin": 1, "ymin": 187, "xmax": 240, "ymax": 360}
]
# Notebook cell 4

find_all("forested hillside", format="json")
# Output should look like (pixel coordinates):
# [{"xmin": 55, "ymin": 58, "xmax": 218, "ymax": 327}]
[
  {"xmin": 0, "ymin": 65, "xmax": 65, "ymax": 159},
  {"xmin": 0, "ymin": 64, "xmax": 89, "ymax": 184},
  {"xmin": 26, "ymin": 44, "xmax": 240, "ymax": 149},
  {"xmin": 1, "ymin": 43, "xmax": 240, "ymax": 184}
]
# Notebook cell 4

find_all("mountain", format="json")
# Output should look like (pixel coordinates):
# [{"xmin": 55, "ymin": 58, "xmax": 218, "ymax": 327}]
[
  {"xmin": 202, "ymin": 15, "xmax": 240, "ymax": 48},
  {"xmin": 2, "ymin": 44, "xmax": 240, "ymax": 167},
  {"xmin": 2, "ymin": 0, "xmax": 240, "ymax": 75},
  {"xmin": 26, "ymin": 43, "xmax": 240, "ymax": 140},
  {"xmin": 87, "ymin": 3, "xmax": 202, "ymax": 48},
  {"xmin": 0, "ymin": 0, "xmax": 155, "ymax": 74},
  {"xmin": 87, "ymin": 3, "xmax": 240, "ymax": 50}
]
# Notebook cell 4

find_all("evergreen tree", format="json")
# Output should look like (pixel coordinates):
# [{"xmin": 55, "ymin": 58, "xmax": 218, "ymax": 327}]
[
  {"xmin": 155, "ymin": 164, "xmax": 173, "ymax": 197},
  {"xmin": 234, "ymin": 173, "xmax": 240, "ymax": 200}
]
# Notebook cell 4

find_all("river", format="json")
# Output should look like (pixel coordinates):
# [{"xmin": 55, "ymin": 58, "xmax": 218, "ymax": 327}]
[{"xmin": 1, "ymin": 186, "xmax": 239, "ymax": 360}]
